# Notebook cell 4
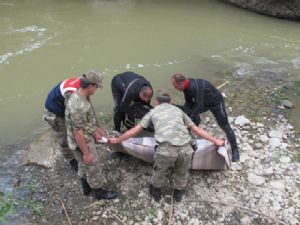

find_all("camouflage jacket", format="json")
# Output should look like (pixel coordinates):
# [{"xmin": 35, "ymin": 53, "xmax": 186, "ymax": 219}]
[
  {"xmin": 139, "ymin": 103, "xmax": 194, "ymax": 146},
  {"xmin": 65, "ymin": 91, "xmax": 97, "ymax": 150}
]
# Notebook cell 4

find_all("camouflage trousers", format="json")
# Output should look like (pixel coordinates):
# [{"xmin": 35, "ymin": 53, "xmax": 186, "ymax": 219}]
[
  {"xmin": 151, "ymin": 142, "xmax": 193, "ymax": 190},
  {"xmin": 43, "ymin": 110, "xmax": 74, "ymax": 161},
  {"xmin": 73, "ymin": 140, "xmax": 105, "ymax": 189}
]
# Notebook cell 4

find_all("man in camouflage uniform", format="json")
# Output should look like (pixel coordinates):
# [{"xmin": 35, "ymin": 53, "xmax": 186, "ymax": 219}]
[
  {"xmin": 109, "ymin": 89, "xmax": 224, "ymax": 202},
  {"xmin": 65, "ymin": 71, "xmax": 118, "ymax": 200},
  {"xmin": 44, "ymin": 77, "xmax": 81, "ymax": 171}
]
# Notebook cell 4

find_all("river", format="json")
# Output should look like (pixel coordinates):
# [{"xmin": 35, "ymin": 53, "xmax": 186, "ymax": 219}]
[{"xmin": 0, "ymin": 0, "xmax": 300, "ymax": 194}]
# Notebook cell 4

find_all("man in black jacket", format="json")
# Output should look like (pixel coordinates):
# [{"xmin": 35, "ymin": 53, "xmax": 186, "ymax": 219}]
[
  {"xmin": 111, "ymin": 71, "xmax": 153, "ymax": 132},
  {"xmin": 171, "ymin": 73, "xmax": 240, "ymax": 162}
]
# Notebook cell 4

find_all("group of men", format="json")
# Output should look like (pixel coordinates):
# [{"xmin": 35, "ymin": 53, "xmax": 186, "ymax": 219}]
[{"xmin": 43, "ymin": 70, "xmax": 239, "ymax": 202}]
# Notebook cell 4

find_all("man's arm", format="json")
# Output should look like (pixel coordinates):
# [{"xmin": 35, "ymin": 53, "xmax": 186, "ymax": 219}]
[
  {"xmin": 109, "ymin": 125, "xmax": 143, "ymax": 144},
  {"xmin": 188, "ymin": 80, "xmax": 204, "ymax": 117},
  {"xmin": 190, "ymin": 125, "xmax": 224, "ymax": 146},
  {"xmin": 74, "ymin": 128, "xmax": 93, "ymax": 164}
]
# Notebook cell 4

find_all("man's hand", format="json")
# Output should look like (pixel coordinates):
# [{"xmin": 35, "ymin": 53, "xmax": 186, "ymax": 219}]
[
  {"xmin": 94, "ymin": 126, "xmax": 105, "ymax": 141},
  {"xmin": 96, "ymin": 126, "xmax": 106, "ymax": 136},
  {"xmin": 214, "ymin": 139, "xmax": 225, "ymax": 147},
  {"xmin": 83, "ymin": 152, "xmax": 93, "ymax": 165},
  {"xmin": 108, "ymin": 137, "xmax": 120, "ymax": 144}
]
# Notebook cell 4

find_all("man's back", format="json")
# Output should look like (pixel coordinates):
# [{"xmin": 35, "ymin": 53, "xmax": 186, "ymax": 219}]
[
  {"xmin": 184, "ymin": 78, "xmax": 222, "ymax": 108},
  {"xmin": 140, "ymin": 103, "xmax": 194, "ymax": 146}
]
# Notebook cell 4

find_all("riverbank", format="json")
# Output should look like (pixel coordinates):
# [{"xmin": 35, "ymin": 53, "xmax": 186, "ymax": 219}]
[
  {"xmin": 2, "ymin": 76, "xmax": 300, "ymax": 225},
  {"xmin": 221, "ymin": 0, "xmax": 300, "ymax": 21}
]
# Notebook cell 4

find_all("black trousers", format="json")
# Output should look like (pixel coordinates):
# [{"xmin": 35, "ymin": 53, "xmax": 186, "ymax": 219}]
[
  {"xmin": 111, "ymin": 76, "xmax": 125, "ymax": 132},
  {"xmin": 178, "ymin": 101, "xmax": 238, "ymax": 151}
]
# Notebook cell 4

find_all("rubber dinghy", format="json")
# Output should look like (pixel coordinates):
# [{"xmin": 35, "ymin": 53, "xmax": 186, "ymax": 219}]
[{"xmin": 108, "ymin": 137, "xmax": 231, "ymax": 170}]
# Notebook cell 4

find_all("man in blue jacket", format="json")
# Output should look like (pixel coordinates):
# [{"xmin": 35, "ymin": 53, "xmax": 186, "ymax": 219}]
[{"xmin": 43, "ymin": 77, "xmax": 81, "ymax": 171}]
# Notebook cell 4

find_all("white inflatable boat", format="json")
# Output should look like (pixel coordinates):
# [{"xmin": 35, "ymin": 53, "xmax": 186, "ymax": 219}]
[{"xmin": 108, "ymin": 137, "xmax": 231, "ymax": 170}]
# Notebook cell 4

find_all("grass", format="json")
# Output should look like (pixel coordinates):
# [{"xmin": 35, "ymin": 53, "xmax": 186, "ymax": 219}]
[
  {"xmin": 0, "ymin": 179, "xmax": 43, "ymax": 222},
  {"xmin": 274, "ymin": 80, "xmax": 300, "ymax": 104},
  {"xmin": 97, "ymin": 112, "xmax": 112, "ymax": 125},
  {"xmin": 291, "ymin": 153, "xmax": 300, "ymax": 163}
]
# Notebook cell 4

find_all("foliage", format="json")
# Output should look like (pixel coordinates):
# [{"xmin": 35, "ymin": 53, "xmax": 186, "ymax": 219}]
[
  {"xmin": 147, "ymin": 207, "xmax": 157, "ymax": 220},
  {"xmin": 291, "ymin": 153, "xmax": 300, "ymax": 162},
  {"xmin": 97, "ymin": 112, "xmax": 112, "ymax": 125},
  {"xmin": 0, "ymin": 179, "xmax": 43, "ymax": 222},
  {"xmin": 273, "ymin": 80, "xmax": 300, "ymax": 104}
]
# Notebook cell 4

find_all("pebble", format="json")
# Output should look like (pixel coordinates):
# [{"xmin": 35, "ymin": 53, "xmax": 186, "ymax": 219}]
[
  {"xmin": 262, "ymin": 167, "xmax": 274, "ymax": 176},
  {"xmin": 269, "ymin": 138, "xmax": 282, "ymax": 148},
  {"xmin": 270, "ymin": 181, "xmax": 286, "ymax": 191},
  {"xmin": 234, "ymin": 115, "xmax": 250, "ymax": 126},
  {"xmin": 279, "ymin": 156, "xmax": 291, "ymax": 163},
  {"xmin": 259, "ymin": 134, "xmax": 269, "ymax": 143},
  {"xmin": 248, "ymin": 173, "xmax": 266, "ymax": 186}
]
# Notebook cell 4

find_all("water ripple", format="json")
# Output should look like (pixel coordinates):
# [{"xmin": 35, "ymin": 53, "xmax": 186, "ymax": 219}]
[{"xmin": 0, "ymin": 25, "xmax": 51, "ymax": 64}]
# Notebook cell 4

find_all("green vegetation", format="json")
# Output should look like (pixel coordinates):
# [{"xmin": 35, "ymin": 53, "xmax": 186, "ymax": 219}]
[
  {"xmin": 147, "ymin": 207, "xmax": 157, "ymax": 220},
  {"xmin": 0, "ymin": 180, "xmax": 43, "ymax": 222},
  {"xmin": 97, "ymin": 112, "xmax": 112, "ymax": 125},
  {"xmin": 291, "ymin": 153, "xmax": 300, "ymax": 163},
  {"xmin": 274, "ymin": 80, "xmax": 300, "ymax": 104}
]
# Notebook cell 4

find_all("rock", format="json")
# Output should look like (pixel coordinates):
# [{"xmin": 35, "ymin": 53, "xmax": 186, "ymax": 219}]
[
  {"xmin": 22, "ymin": 129, "xmax": 60, "ymax": 168},
  {"xmin": 259, "ymin": 135, "xmax": 269, "ymax": 143},
  {"xmin": 270, "ymin": 181, "xmax": 285, "ymax": 191},
  {"xmin": 222, "ymin": 0, "xmax": 300, "ymax": 20},
  {"xmin": 281, "ymin": 99, "xmax": 294, "ymax": 108},
  {"xmin": 269, "ymin": 138, "xmax": 282, "ymax": 149},
  {"xmin": 279, "ymin": 156, "xmax": 291, "ymax": 163},
  {"xmin": 241, "ymin": 216, "xmax": 252, "ymax": 225},
  {"xmin": 248, "ymin": 173, "xmax": 265, "ymax": 186},
  {"xmin": 262, "ymin": 167, "xmax": 274, "ymax": 176},
  {"xmin": 268, "ymin": 129, "xmax": 283, "ymax": 139},
  {"xmin": 231, "ymin": 163, "xmax": 242, "ymax": 171},
  {"xmin": 234, "ymin": 115, "xmax": 250, "ymax": 126},
  {"xmin": 289, "ymin": 216, "xmax": 299, "ymax": 225}
]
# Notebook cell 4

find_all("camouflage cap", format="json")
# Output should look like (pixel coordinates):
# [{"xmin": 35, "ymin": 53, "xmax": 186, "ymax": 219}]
[
  {"xmin": 82, "ymin": 71, "xmax": 103, "ymax": 88},
  {"xmin": 156, "ymin": 89, "xmax": 171, "ymax": 102}
]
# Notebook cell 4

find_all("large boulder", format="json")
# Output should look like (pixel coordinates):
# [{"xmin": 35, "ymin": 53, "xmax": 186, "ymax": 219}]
[
  {"xmin": 22, "ymin": 129, "xmax": 61, "ymax": 168},
  {"xmin": 220, "ymin": 0, "xmax": 300, "ymax": 20}
]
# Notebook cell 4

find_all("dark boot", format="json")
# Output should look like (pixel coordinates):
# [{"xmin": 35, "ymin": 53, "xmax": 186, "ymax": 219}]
[
  {"xmin": 93, "ymin": 188, "xmax": 118, "ymax": 200},
  {"xmin": 81, "ymin": 178, "xmax": 92, "ymax": 196},
  {"xmin": 69, "ymin": 159, "xmax": 78, "ymax": 172},
  {"xmin": 232, "ymin": 148, "xmax": 240, "ymax": 162},
  {"xmin": 173, "ymin": 189, "xmax": 184, "ymax": 202},
  {"xmin": 149, "ymin": 185, "xmax": 162, "ymax": 202}
]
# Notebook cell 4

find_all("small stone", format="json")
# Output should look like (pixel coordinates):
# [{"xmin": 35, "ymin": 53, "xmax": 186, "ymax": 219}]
[
  {"xmin": 256, "ymin": 122, "xmax": 264, "ymax": 128},
  {"xmin": 269, "ymin": 138, "xmax": 282, "ymax": 149},
  {"xmin": 259, "ymin": 135, "xmax": 269, "ymax": 143},
  {"xmin": 231, "ymin": 163, "xmax": 242, "ymax": 171},
  {"xmin": 268, "ymin": 129, "xmax": 283, "ymax": 139},
  {"xmin": 234, "ymin": 115, "xmax": 250, "ymax": 126},
  {"xmin": 241, "ymin": 215, "xmax": 252, "ymax": 225},
  {"xmin": 279, "ymin": 156, "xmax": 291, "ymax": 163},
  {"xmin": 289, "ymin": 216, "xmax": 299, "ymax": 225},
  {"xmin": 262, "ymin": 167, "xmax": 274, "ymax": 176},
  {"xmin": 270, "ymin": 181, "xmax": 285, "ymax": 191},
  {"xmin": 92, "ymin": 216, "xmax": 99, "ymax": 221},
  {"xmin": 248, "ymin": 173, "xmax": 266, "ymax": 186},
  {"xmin": 281, "ymin": 99, "xmax": 294, "ymax": 108},
  {"xmin": 254, "ymin": 143, "xmax": 263, "ymax": 149}
]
